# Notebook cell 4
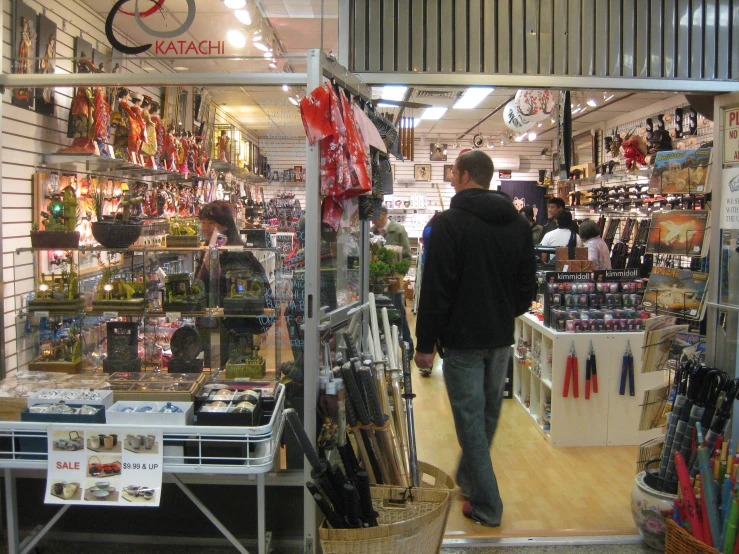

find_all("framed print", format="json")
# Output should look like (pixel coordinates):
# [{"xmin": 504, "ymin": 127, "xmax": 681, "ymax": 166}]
[
  {"xmin": 414, "ymin": 164, "xmax": 431, "ymax": 181},
  {"xmin": 430, "ymin": 143, "xmax": 448, "ymax": 161},
  {"xmin": 13, "ymin": 1, "xmax": 38, "ymax": 110},
  {"xmin": 443, "ymin": 164, "xmax": 454, "ymax": 182},
  {"xmin": 294, "ymin": 166, "xmax": 303, "ymax": 181},
  {"xmin": 34, "ymin": 13, "xmax": 57, "ymax": 116}
]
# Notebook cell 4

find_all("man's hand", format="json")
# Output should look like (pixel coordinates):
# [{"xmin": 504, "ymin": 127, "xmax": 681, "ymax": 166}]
[{"xmin": 414, "ymin": 351, "xmax": 435, "ymax": 370}]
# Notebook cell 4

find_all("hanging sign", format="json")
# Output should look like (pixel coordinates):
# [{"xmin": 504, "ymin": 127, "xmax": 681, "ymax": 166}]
[
  {"xmin": 721, "ymin": 167, "xmax": 739, "ymax": 230},
  {"xmin": 46, "ymin": 426, "xmax": 163, "ymax": 507},
  {"xmin": 724, "ymin": 108, "xmax": 739, "ymax": 164}
]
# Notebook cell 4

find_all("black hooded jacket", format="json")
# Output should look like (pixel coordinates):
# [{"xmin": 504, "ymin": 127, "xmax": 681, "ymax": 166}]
[{"xmin": 416, "ymin": 188, "xmax": 537, "ymax": 353}]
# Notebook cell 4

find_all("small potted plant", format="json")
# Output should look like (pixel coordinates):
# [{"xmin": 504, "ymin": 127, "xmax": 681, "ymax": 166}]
[
  {"xmin": 31, "ymin": 186, "xmax": 80, "ymax": 248},
  {"xmin": 165, "ymin": 216, "xmax": 201, "ymax": 247},
  {"xmin": 388, "ymin": 260, "xmax": 411, "ymax": 293},
  {"xmin": 90, "ymin": 189, "xmax": 144, "ymax": 249}
]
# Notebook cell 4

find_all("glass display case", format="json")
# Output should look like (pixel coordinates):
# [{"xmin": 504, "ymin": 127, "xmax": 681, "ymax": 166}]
[{"xmin": 15, "ymin": 245, "xmax": 284, "ymax": 380}]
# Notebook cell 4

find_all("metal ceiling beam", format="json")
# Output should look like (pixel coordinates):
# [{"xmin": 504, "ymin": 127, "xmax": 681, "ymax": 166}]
[
  {"xmin": 457, "ymin": 95, "xmax": 515, "ymax": 140},
  {"xmin": 534, "ymin": 93, "xmax": 637, "ymax": 141},
  {"xmin": 354, "ymin": 73, "xmax": 739, "ymax": 93}
]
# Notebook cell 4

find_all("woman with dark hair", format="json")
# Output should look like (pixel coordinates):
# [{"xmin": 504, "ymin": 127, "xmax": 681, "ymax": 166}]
[
  {"xmin": 199, "ymin": 200, "xmax": 242, "ymax": 246},
  {"xmin": 579, "ymin": 219, "xmax": 612, "ymax": 270}
]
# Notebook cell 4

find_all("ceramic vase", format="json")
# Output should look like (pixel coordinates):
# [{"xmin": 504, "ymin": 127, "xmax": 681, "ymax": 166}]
[{"xmin": 631, "ymin": 471, "xmax": 677, "ymax": 552}]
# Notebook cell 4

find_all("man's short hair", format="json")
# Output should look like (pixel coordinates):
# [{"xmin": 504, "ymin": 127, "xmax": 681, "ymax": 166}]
[
  {"xmin": 555, "ymin": 210, "xmax": 573, "ymax": 229},
  {"xmin": 520, "ymin": 205, "xmax": 535, "ymax": 219},
  {"xmin": 456, "ymin": 150, "xmax": 494, "ymax": 189},
  {"xmin": 548, "ymin": 197, "xmax": 566, "ymax": 209},
  {"xmin": 378, "ymin": 205, "xmax": 388, "ymax": 214}
]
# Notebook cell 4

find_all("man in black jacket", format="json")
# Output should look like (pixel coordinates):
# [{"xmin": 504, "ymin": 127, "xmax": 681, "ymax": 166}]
[{"xmin": 414, "ymin": 150, "xmax": 536, "ymax": 528}]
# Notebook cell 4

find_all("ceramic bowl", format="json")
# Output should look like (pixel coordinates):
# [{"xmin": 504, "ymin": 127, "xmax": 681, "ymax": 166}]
[{"xmin": 91, "ymin": 488, "xmax": 110, "ymax": 498}]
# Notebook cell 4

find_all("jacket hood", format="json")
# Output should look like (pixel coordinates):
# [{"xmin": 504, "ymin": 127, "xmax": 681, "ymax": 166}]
[{"xmin": 450, "ymin": 188, "xmax": 520, "ymax": 225}]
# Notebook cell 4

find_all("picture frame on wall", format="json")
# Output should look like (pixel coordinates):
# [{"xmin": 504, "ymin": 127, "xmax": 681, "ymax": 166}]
[
  {"xmin": 414, "ymin": 164, "xmax": 431, "ymax": 181},
  {"xmin": 294, "ymin": 166, "xmax": 303, "ymax": 181},
  {"xmin": 12, "ymin": 1, "xmax": 38, "ymax": 110},
  {"xmin": 430, "ymin": 143, "xmax": 448, "ymax": 161},
  {"xmin": 34, "ymin": 13, "xmax": 57, "ymax": 116},
  {"xmin": 443, "ymin": 164, "xmax": 454, "ymax": 182}
]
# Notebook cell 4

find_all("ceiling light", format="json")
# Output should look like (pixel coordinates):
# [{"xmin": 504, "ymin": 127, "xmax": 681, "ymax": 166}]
[
  {"xmin": 381, "ymin": 86, "xmax": 407, "ymax": 101},
  {"xmin": 227, "ymin": 29, "xmax": 247, "ymax": 48},
  {"xmin": 486, "ymin": 138, "xmax": 494, "ymax": 149},
  {"xmin": 537, "ymin": 121, "xmax": 543, "ymax": 127},
  {"xmin": 514, "ymin": 134, "xmax": 525, "ymax": 142},
  {"xmin": 234, "ymin": 9, "xmax": 251, "ymax": 24},
  {"xmin": 528, "ymin": 132, "xmax": 537, "ymax": 141},
  {"xmin": 282, "ymin": 84, "xmax": 290, "ymax": 92},
  {"xmin": 586, "ymin": 98, "xmax": 597, "ymax": 107},
  {"xmin": 551, "ymin": 117, "xmax": 556, "ymax": 124},
  {"xmin": 604, "ymin": 92, "xmax": 614, "ymax": 101},
  {"xmin": 453, "ymin": 87, "xmax": 494, "ymax": 109},
  {"xmin": 253, "ymin": 33, "xmax": 262, "ymax": 41},
  {"xmin": 412, "ymin": 118, "xmax": 421, "ymax": 128},
  {"xmin": 263, "ymin": 51, "xmax": 272, "ymax": 58},
  {"xmin": 269, "ymin": 62, "xmax": 277, "ymax": 68},
  {"xmin": 420, "ymin": 107, "xmax": 447, "ymax": 120},
  {"xmin": 376, "ymin": 102, "xmax": 396, "ymax": 108},
  {"xmin": 289, "ymin": 96, "xmax": 299, "ymax": 106},
  {"xmin": 224, "ymin": 0, "xmax": 246, "ymax": 9},
  {"xmin": 254, "ymin": 42, "xmax": 269, "ymax": 51},
  {"xmin": 173, "ymin": 66, "xmax": 189, "ymax": 71}
]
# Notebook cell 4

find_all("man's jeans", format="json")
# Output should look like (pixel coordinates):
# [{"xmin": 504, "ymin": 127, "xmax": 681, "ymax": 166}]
[{"xmin": 442, "ymin": 346, "xmax": 510, "ymax": 526}]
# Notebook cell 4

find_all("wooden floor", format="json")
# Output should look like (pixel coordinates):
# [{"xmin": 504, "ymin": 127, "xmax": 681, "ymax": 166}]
[{"xmin": 407, "ymin": 309, "xmax": 640, "ymax": 538}]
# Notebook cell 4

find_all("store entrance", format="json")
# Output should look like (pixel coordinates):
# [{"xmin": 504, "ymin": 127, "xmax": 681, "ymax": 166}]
[{"xmin": 378, "ymin": 84, "xmax": 721, "ymax": 543}]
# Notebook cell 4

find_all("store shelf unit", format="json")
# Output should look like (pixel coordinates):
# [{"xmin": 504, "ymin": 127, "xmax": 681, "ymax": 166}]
[{"xmin": 514, "ymin": 314, "xmax": 664, "ymax": 447}]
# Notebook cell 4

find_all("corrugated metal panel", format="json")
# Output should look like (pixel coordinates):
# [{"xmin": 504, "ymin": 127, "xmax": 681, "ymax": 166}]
[
  {"xmin": 676, "ymin": 0, "xmax": 691, "ymax": 78},
  {"xmin": 382, "ymin": 0, "xmax": 395, "ymax": 71},
  {"xmin": 621, "ymin": 0, "xmax": 635, "ymax": 77},
  {"xmin": 568, "ymin": 0, "xmax": 582, "ymax": 76},
  {"xmin": 348, "ymin": 0, "xmax": 738, "ymax": 81},
  {"xmin": 397, "ymin": 0, "xmax": 411, "ymax": 72}
]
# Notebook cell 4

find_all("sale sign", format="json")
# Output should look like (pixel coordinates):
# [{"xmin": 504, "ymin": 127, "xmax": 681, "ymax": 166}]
[
  {"xmin": 46, "ymin": 426, "xmax": 163, "ymax": 507},
  {"xmin": 724, "ymin": 107, "xmax": 739, "ymax": 165}
]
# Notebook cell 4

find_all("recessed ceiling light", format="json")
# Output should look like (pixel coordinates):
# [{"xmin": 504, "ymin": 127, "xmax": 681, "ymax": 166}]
[
  {"xmin": 453, "ymin": 87, "xmax": 494, "ymax": 109},
  {"xmin": 528, "ymin": 132, "xmax": 537, "ymax": 141},
  {"xmin": 420, "ymin": 107, "xmax": 447, "ymax": 120},
  {"xmin": 586, "ymin": 98, "xmax": 597, "ymax": 107},
  {"xmin": 227, "ymin": 29, "xmax": 247, "ymax": 48},
  {"xmin": 514, "ymin": 134, "xmax": 525, "ymax": 142},
  {"xmin": 269, "ymin": 62, "xmax": 277, "ymax": 68},
  {"xmin": 234, "ymin": 9, "xmax": 251, "ymax": 24},
  {"xmin": 253, "ymin": 33, "xmax": 262, "ymax": 41},
  {"xmin": 224, "ymin": 0, "xmax": 246, "ymax": 9},
  {"xmin": 282, "ymin": 84, "xmax": 290, "ymax": 91},
  {"xmin": 263, "ymin": 51, "xmax": 272, "ymax": 58},
  {"xmin": 253, "ymin": 42, "xmax": 269, "ymax": 51},
  {"xmin": 173, "ymin": 66, "xmax": 189, "ymax": 71},
  {"xmin": 381, "ymin": 86, "xmax": 407, "ymax": 101}
]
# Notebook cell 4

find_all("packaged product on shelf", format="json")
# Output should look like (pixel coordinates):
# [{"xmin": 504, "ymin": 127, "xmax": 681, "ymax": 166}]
[{"xmin": 643, "ymin": 266, "xmax": 709, "ymax": 320}]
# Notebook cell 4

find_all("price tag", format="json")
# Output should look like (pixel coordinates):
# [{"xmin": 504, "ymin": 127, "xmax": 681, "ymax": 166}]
[
  {"xmin": 103, "ymin": 311, "xmax": 118, "ymax": 318},
  {"xmin": 34, "ymin": 311, "xmax": 49, "ymax": 318},
  {"xmin": 45, "ymin": 425, "xmax": 163, "ymax": 507},
  {"xmin": 165, "ymin": 312, "xmax": 181, "ymax": 319}
]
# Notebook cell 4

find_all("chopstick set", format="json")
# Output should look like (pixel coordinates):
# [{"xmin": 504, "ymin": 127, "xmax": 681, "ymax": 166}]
[{"xmin": 286, "ymin": 293, "xmax": 419, "ymax": 528}]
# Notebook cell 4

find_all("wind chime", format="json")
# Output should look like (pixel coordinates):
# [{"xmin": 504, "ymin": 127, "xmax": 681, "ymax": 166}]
[{"xmin": 397, "ymin": 112, "xmax": 414, "ymax": 161}]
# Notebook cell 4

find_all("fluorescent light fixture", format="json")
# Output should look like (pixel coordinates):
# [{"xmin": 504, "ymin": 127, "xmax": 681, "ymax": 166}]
[
  {"xmin": 253, "ymin": 42, "xmax": 269, "ymax": 51},
  {"xmin": 412, "ymin": 118, "xmax": 421, "ymax": 128},
  {"xmin": 604, "ymin": 92, "xmax": 614, "ymax": 101},
  {"xmin": 420, "ymin": 107, "xmax": 447, "ymax": 120},
  {"xmin": 453, "ymin": 87, "xmax": 494, "ymax": 109},
  {"xmin": 253, "ymin": 33, "xmax": 262, "ymax": 41},
  {"xmin": 528, "ymin": 132, "xmax": 537, "ymax": 141},
  {"xmin": 227, "ymin": 29, "xmax": 247, "ymax": 48},
  {"xmin": 224, "ymin": 0, "xmax": 246, "ymax": 8},
  {"xmin": 514, "ymin": 134, "xmax": 525, "ymax": 142},
  {"xmin": 173, "ymin": 66, "xmax": 189, "ymax": 71},
  {"xmin": 282, "ymin": 84, "xmax": 290, "ymax": 92},
  {"xmin": 289, "ymin": 96, "xmax": 299, "ymax": 106},
  {"xmin": 234, "ymin": 9, "xmax": 251, "ymax": 24},
  {"xmin": 263, "ymin": 51, "xmax": 272, "ymax": 58},
  {"xmin": 376, "ymin": 102, "xmax": 396, "ymax": 108},
  {"xmin": 586, "ymin": 98, "xmax": 597, "ymax": 107},
  {"xmin": 381, "ymin": 86, "xmax": 407, "ymax": 101}
]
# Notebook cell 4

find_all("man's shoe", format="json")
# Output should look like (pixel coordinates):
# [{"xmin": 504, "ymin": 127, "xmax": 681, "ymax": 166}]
[
  {"xmin": 462, "ymin": 502, "xmax": 500, "ymax": 528},
  {"xmin": 419, "ymin": 367, "xmax": 432, "ymax": 377}
]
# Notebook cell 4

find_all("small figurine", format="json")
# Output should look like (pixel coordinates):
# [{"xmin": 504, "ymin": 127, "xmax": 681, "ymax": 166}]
[
  {"xmin": 140, "ymin": 96, "xmax": 158, "ymax": 169},
  {"xmin": 218, "ymin": 130, "xmax": 230, "ymax": 162},
  {"xmin": 150, "ymin": 103, "xmax": 165, "ymax": 170},
  {"xmin": 58, "ymin": 55, "xmax": 99, "ymax": 155}
]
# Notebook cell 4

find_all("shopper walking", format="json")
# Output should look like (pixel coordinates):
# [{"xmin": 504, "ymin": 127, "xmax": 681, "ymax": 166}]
[
  {"xmin": 579, "ymin": 219, "xmax": 612, "ymax": 270},
  {"xmin": 519, "ymin": 205, "xmax": 543, "ymax": 244},
  {"xmin": 372, "ymin": 205, "xmax": 414, "ymax": 354},
  {"xmin": 414, "ymin": 150, "xmax": 536, "ymax": 527}
]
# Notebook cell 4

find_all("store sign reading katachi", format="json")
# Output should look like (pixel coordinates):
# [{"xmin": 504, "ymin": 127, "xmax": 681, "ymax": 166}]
[{"xmin": 106, "ymin": 0, "xmax": 220, "ymax": 57}]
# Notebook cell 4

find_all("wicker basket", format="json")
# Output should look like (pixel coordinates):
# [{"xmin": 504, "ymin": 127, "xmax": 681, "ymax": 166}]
[
  {"xmin": 664, "ymin": 519, "xmax": 719, "ymax": 554},
  {"xmin": 319, "ymin": 461, "xmax": 455, "ymax": 554}
]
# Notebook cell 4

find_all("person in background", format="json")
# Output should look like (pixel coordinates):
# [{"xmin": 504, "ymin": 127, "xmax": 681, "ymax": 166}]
[
  {"xmin": 579, "ymin": 219, "xmax": 612, "ymax": 270},
  {"xmin": 540, "ymin": 210, "xmax": 583, "ymax": 247},
  {"xmin": 415, "ymin": 150, "xmax": 536, "ymax": 528},
  {"xmin": 519, "ymin": 205, "xmax": 543, "ymax": 245},
  {"xmin": 372, "ymin": 205, "xmax": 414, "ymax": 355},
  {"xmin": 371, "ymin": 205, "xmax": 411, "ymax": 262},
  {"xmin": 542, "ymin": 197, "xmax": 579, "ymax": 235}
]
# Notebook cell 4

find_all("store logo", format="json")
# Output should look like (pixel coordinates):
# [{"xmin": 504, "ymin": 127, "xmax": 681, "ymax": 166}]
[
  {"xmin": 730, "ymin": 174, "xmax": 739, "ymax": 193},
  {"xmin": 106, "ymin": 0, "xmax": 197, "ymax": 56}
]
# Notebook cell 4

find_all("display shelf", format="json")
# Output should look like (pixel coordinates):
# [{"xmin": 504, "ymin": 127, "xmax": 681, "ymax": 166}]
[{"xmin": 514, "ymin": 313, "xmax": 663, "ymax": 447}]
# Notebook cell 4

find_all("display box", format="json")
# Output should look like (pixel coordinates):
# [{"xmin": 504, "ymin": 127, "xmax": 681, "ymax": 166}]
[
  {"xmin": 28, "ymin": 389, "xmax": 114, "ymax": 410},
  {"xmin": 53, "ymin": 373, "xmax": 110, "ymax": 390},
  {"xmin": 196, "ymin": 400, "xmax": 262, "ymax": 427},
  {"xmin": 101, "ymin": 372, "xmax": 208, "ymax": 403},
  {"xmin": 106, "ymin": 401, "xmax": 194, "ymax": 426},
  {"xmin": 20, "ymin": 404, "xmax": 106, "ymax": 424}
]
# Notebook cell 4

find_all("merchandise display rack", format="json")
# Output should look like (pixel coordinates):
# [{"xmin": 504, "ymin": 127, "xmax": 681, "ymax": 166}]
[
  {"xmin": 514, "ymin": 313, "xmax": 663, "ymax": 447},
  {"xmin": 0, "ymin": 384, "xmax": 287, "ymax": 554}
]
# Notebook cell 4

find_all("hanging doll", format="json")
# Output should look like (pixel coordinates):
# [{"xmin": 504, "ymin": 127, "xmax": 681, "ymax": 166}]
[
  {"xmin": 129, "ymin": 92, "xmax": 148, "ymax": 165},
  {"xmin": 111, "ymin": 88, "xmax": 142, "ymax": 164},
  {"xmin": 150, "ymin": 103, "xmax": 165, "ymax": 170},
  {"xmin": 621, "ymin": 131, "xmax": 648, "ymax": 171},
  {"xmin": 140, "ymin": 96, "xmax": 158, "ymax": 169},
  {"xmin": 161, "ymin": 126, "xmax": 177, "ymax": 172},
  {"xmin": 185, "ymin": 131, "xmax": 196, "ymax": 175},
  {"xmin": 58, "ymin": 55, "xmax": 98, "ymax": 155}
]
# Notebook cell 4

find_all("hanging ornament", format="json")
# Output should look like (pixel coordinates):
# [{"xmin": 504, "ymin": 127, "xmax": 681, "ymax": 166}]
[{"xmin": 503, "ymin": 101, "xmax": 536, "ymax": 132}]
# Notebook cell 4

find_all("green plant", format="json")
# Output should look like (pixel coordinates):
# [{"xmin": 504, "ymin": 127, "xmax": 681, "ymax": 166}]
[
  {"xmin": 376, "ymin": 246, "xmax": 396, "ymax": 266},
  {"xmin": 91, "ymin": 188, "xmax": 106, "ymax": 220},
  {"xmin": 390, "ymin": 260, "xmax": 411, "ymax": 276},
  {"xmin": 369, "ymin": 261, "xmax": 390, "ymax": 279}
]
